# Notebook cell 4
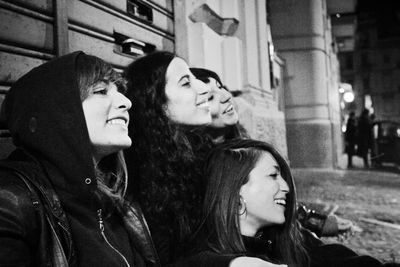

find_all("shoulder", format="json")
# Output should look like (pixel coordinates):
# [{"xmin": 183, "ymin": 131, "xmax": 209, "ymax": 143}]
[
  {"xmin": 0, "ymin": 165, "xmax": 41, "ymax": 266},
  {"xmin": 0, "ymin": 167, "xmax": 38, "ymax": 219},
  {"xmin": 0, "ymin": 170, "xmax": 40, "ymax": 258},
  {"xmin": 0, "ymin": 160, "xmax": 41, "ymax": 229}
]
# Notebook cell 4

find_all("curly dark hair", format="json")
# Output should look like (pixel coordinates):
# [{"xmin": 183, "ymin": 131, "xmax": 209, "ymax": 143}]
[{"xmin": 124, "ymin": 51, "xmax": 206, "ymax": 247}]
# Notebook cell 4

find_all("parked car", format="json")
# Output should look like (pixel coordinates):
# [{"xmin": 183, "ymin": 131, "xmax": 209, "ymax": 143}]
[{"xmin": 375, "ymin": 120, "xmax": 400, "ymax": 165}]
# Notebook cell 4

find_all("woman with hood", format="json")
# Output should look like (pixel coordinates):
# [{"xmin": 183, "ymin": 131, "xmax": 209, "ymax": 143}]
[{"xmin": 0, "ymin": 52, "xmax": 159, "ymax": 266}]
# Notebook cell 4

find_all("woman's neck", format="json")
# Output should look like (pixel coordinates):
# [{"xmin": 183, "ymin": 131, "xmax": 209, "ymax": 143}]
[{"xmin": 240, "ymin": 220, "xmax": 259, "ymax": 237}]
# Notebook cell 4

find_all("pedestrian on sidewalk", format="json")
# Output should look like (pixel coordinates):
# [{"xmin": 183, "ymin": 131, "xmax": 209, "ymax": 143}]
[
  {"xmin": 345, "ymin": 111, "xmax": 357, "ymax": 168},
  {"xmin": 370, "ymin": 113, "xmax": 381, "ymax": 167},
  {"xmin": 357, "ymin": 109, "xmax": 373, "ymax": 168}
]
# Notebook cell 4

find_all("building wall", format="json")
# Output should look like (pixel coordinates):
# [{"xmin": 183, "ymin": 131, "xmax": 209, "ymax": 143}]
[
  {"xmin": 353, "ymin": 39, "xmax": 400, "ymax": 122},
  {"xmin": 270, "ymin": 0, "xmax": 342, "ymax": 168},
  {"xmin": 174, "ymin": 0, "xmax": 288, "ymax": 157},
  {"xmin": 353, "ymin": 2, "xmax": 400, "ymax": 123}
]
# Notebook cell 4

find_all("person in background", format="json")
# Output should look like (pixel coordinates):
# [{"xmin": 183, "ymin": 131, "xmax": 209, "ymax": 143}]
[
  {"xmin": 369, "ymin": 113, "xmax": 380, "ymax": 167},
  {"xmin": 0, "ymin": 52, "xmax": 159, "ymax": 266},
  {"xmin": 357, "ymin": 109, "xmax": 372, "ymax": 168},
  {"xmin": 174, "ymin": 139, "xmax": 400, "ymax": 267},
  {"xmin": 190, "ymin": 67, "xmax": 354, "ymax": 238},
  {"xmin": 345, "ymin": 111, "xmax": 357, "ymax": 168}
]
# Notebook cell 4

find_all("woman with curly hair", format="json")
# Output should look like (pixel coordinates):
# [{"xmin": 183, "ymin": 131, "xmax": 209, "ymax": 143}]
[
  {"xmin": 174, "ymin": 139, "xmax": 399, "ymax": 267},
  {"xmin": 124, "ymin": 53, "xmax": 285, "ymax": 267},
  {"xmin": 123, "ymin": 51, "xmax": 212, "ymax": 264}
]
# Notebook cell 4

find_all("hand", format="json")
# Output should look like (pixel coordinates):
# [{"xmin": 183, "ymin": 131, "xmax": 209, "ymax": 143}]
[{"xmin": 229, "ymin": 257, "xmax": 288, "ymax": 267}]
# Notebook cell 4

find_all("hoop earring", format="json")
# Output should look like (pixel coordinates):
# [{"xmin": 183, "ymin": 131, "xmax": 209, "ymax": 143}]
[{"xmin": 239, "ymin": 196, "xmax": 247, "ymax": 216}]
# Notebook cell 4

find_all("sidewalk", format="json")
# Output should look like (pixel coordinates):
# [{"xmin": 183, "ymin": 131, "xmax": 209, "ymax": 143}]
[
  {"xmin": 337, "ymin": 153, "xmax": 400, "ymax": 174},
  {"xmin": 293, "ymin": 158, "xmax": 400, "ymax": 263}
]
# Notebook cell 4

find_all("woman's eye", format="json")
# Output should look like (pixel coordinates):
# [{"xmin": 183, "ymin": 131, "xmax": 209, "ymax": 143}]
[
  {"xmin": 269, "ymin": 173, "xmax": 278, "ymax": 179},
  {"xmin": 182, "ymin": 80, "xmax": 191, "ymax": 87},
  {"xmin": 208, "ymin": 95, "xmax": 214, "ymax": 101},
  {"xmin": 181, "ymin": 77, "xmax": 191, "ymax": 87},
  {"xmin": 93, "ymin": 88, "xmax": 108, "ymax": 95}
]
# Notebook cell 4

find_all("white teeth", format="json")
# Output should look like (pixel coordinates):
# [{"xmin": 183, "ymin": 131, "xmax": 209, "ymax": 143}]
[
  {"xmin": 224, "ymin": 105, "xmax": 233, "ymax": 113},
  {"xmin": 197, "ymin": 101, "xmax": 209, "ymax": 108},
  {"xmin": 274, "ymin": 199, "xmax": 286, "ymax": 206},
  {"xmin": 107, "ymin": 118, "xmax": 126, "ymax": 125}
]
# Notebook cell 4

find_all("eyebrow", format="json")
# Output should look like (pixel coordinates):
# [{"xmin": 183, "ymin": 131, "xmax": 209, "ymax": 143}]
[
  {"xmin": 93, "ymin": 81, "xmax": 107, "ymax": 87},
  {"xmin": 178, "ymin": 74, "xmax": 190, "ymax": 83},
  {"xmin": 267, "ymin": 165, "xmax": 280, "ymax": 173}
]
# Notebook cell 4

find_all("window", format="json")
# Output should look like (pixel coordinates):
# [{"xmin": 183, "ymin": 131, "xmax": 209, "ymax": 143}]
[
  {"xmin": 127, "ymin": 0, "xmax": 153, "ymax": 23},
  {"xmin": 383, "ymin": 54, "xmax": 390, "ymax": 64},
  {"xmin": 114, "ymin": 32, "xmax": 156, "ymax": 57},
  {"xmin": 363, "ymin": 76, "xmax": 370, "ymax": 90},
  {"xmin": 345, "ymin": 54, "xmax": 353, "ymax": 69},
  {"xmin": 361, "ymin": 52, "xmax": 369, "ymax": 66}
]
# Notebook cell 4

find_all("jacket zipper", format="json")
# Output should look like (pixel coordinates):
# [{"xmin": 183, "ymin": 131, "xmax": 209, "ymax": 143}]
[{"xmin": 97, "ymin": 209, "xmax": 131, "ymax": 267}]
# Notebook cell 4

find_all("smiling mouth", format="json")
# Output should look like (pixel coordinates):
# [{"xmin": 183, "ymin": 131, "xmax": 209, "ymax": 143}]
[
  {"xmin": 223, "ymin": 104, "xmax": 234, "ymax": 114},
  {"xmin": 274, "ymin": 199, "xmax": 286, "ymax": 207},
  {"xmin": 107, "ymin": 118, "xmax": 128, "ymax": 127},
  {"xmin": 196, "ymin": 100, "xmax": 210, "ymax": 109}
]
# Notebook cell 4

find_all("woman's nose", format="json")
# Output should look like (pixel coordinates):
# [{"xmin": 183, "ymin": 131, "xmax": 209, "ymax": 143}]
[
  {"xmin": 115, "ymin": 92, "xmax": 132, "ymax": 110},
  {"xmin": 195, "ymin": 79, "xmax": 211, "ymax": 96},
  {"xmin": 220, "ymin": 88, "xmax": 232, "ymax": 103},
  {"xmin": 278, "ymin": 176, "xmax": 290, "ymax": 193}
]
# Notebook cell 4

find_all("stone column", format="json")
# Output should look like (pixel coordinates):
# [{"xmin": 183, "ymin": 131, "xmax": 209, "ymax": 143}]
[{"xmin": 271, "ymin": 0, "xmax": 340, "ymax": 167}]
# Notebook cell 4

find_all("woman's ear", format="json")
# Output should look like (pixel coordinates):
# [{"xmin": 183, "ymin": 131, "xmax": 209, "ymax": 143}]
[{"xmin": 238, "ymin": 195, "xmax": 247, "ymax": 216}]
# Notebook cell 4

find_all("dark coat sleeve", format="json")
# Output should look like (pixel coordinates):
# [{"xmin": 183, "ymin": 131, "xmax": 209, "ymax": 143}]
[
  {"xmin": 150, "ymin": 227, "xmax": 173, "ymax": 265},
  {"xmin": 302, "ymin": 228, "xmax": 400, "ymax": 267},
  {"xmin": 0, "ymin": 171, "xmax": 39, "ymax": 266}
]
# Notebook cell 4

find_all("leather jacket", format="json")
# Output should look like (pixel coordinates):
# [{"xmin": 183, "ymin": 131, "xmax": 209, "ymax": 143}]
[{"xmin": 0, "ymin": 150, "xmax": 160, "ymax": 267}]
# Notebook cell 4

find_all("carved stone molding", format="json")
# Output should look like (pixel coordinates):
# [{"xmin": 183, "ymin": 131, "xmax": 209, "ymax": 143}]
[{"xmin": 189, "ymin": 4, "xmax": 238, "ymax": 36}]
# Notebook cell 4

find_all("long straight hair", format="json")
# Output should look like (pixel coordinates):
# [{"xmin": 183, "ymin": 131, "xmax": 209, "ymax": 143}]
[
  {"xmin": 76, "ymin": 54, "xmax": 128, "ymax": 206},
  {"xmin": 202, "ymin": 139, "xmax": 309, "ymax": 266}
]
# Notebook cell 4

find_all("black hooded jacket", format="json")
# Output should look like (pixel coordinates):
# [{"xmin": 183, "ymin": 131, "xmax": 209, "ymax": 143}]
[{"xmin": 0, "ymin": 52, "xmax": 159, "ymax": 266}]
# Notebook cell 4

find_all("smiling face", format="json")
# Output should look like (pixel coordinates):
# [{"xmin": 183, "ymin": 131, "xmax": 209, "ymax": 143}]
[
  {"xmin": 82, "ymin": 82, "xmax": 132, "ymax": 162},
  {"xmin": 239, "ymin": 151, "xmax": 289, "ymax": 236},
  {"xmin": 207, "ymin": 78, "xmax": 239, "ymax": 128},
  {"xmin": 164, "ymin": 57, "xmax": 211, "ymax": 125}
]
